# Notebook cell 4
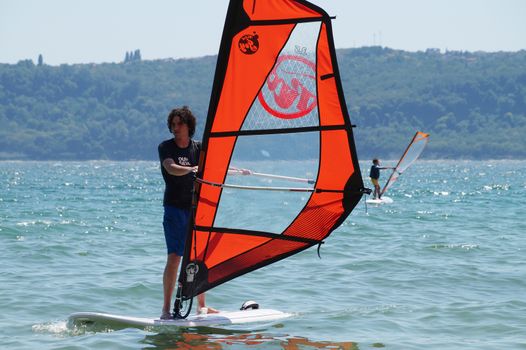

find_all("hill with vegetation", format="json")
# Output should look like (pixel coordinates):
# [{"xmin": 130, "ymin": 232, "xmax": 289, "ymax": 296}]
[{"xmin": 1, "ymin": 47, "xmax": 525, "ymax": 160}]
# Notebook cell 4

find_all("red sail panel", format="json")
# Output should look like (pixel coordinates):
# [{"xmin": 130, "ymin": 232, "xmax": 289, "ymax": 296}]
[
  {"xmin": 284, "ymin": 130, "xmax": 354, "ymax": 240},
  {"xmin": 318, "ymin": 129, "xmax": 355, "ymax": 188},
  {"xmin": 194, "ymin": 136, "xmax": 236, "ymax": 227},
  {"xmin": 190, "ymin": 230, "xmax": 272, "ymax": 270},
  {"xmin": 211, "ymin": 25, "xmax": 295, "ymax": 133},
  {"xmin": 283, "ymin": 192, "xmax": 345, "ymax": 241},
  {"xmin": 317, "ymin": 23, "xmax": 345, "ymax": 127},
  {"xmin": 208, "ymin": 239, "xmax": 309, "ymax": 285}
]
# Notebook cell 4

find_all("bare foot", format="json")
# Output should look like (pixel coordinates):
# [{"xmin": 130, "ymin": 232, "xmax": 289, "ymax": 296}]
[
  {"xmin": 206, "ymin": 306, "xmax": 219, "ymax": 314},
  {"xmin": 198, "ymin": 306, "xmax": 219, "ymax": 314}
]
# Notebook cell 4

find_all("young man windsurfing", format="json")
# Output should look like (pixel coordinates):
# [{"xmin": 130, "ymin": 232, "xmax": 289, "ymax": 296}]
[{"xmin": 158, "ymin": 106, "xmax": 218, "ymax": 319}]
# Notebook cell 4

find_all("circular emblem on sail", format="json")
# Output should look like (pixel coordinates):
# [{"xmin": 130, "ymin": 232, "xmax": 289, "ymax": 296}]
[
  {"xmin": 258, "ymin": 55, "xmax": 317, "ymax": 119},
  {"xmin": 238, "ymin": 32, "xmax": 259, "ymax": 54}
]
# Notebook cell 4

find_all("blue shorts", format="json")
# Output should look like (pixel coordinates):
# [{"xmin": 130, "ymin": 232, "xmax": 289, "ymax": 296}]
[{"xmin": 163, "ymin": 206, "xmax": 190, "ymax": 256}]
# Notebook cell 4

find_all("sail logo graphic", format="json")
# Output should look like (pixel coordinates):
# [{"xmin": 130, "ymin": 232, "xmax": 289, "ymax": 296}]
[
  {"xmin": 238, "ymin": 32, "xmax": 259, "ymax": 54},
  {"xmin": 258, "ymin": 55, "xmax": 317, "ymax": 119}
]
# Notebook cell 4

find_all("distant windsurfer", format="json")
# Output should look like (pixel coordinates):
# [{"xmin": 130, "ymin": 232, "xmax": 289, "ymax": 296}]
[
  {"xmin": 369, "ymin": 158, "xmax": 393, "ymax": 200},
  {"xmin": 158, "ymin": 106, "xmax": 218, "ymax": 319}
]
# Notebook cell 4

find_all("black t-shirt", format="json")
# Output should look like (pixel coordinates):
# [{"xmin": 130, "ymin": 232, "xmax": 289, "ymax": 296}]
[
  {"xmin": 369, "ymin": 164, "xmax": 380, "ymax": 179},
  {"xmin": 158, "ymin": 139, "xmax": 201, "ymax": 209}
]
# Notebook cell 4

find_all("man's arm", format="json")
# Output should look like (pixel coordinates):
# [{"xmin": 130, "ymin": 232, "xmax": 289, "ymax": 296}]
[{"xmin": 162, "ymin": 158, "xmax": 197, "ymax": 176}]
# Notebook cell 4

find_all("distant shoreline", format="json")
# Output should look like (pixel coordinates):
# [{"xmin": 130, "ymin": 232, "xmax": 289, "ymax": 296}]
[{"xmin": 2, "ymin": 48, "xmax": 525, "ymax": 160}]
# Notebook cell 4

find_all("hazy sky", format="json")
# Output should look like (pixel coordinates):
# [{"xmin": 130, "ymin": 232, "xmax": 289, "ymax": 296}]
[{"xmin": 1, "ymin": 0, "xmax": 525, "ymax": 65}]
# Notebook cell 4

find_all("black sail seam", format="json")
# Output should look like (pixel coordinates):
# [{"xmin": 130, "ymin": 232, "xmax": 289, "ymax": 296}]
[
  {"xmin": 249, "ymin": 17, "xmax": 326, "ymax": 26},
  {"xmin": 195, "ymin": 226, "xmax": 320, "ymax": 244},
  {"xmin": 210, "ymin": 124, "xmax": 346, "ymax": 137}
]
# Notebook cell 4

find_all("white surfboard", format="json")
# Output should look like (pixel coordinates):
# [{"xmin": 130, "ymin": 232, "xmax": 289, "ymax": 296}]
[
  {"xmin": 366, "ymin": 196, "xmax": 394, "ymax": 205},
  {"xmin": 68, "ymin": 309, "xmax": 291, "ymax": 329}
]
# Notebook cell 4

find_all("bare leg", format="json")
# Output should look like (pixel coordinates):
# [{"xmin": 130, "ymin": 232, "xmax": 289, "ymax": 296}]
[
  {"xmin": 163, "ymin": 254, "xmax": 219, "ymax": 315},
  {"xmin": 197, "ymin": 293, "xmax": 219, "ymax": 314},
  {"xmin": 162, "ymin": 253, "xmax": 181, "ymax": 314}
]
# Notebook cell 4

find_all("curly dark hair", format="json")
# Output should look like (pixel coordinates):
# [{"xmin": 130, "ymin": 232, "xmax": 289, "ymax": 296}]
[{"xmin": 167, "ymin": 106, "xmax": 196, "ymax": 137}]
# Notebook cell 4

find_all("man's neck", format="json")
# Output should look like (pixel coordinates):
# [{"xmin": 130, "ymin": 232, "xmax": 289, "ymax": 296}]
[{"xmin": 174, "ymin": 135, "xmax": 190, "ymax": 148}]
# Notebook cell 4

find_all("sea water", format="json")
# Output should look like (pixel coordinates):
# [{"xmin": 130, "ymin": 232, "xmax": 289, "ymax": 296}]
[{"xmin": 1, "ymin": 160, "xmax": 525, "ymax": 350}]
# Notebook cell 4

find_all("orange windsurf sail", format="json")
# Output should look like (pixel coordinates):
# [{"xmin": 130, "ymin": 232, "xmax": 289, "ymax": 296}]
[{"xmin": 174, "ymin": 0, "xmax": 366, "ymax": 317}]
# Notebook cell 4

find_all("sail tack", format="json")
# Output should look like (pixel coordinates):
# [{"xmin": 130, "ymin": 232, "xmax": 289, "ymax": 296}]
[{"xmin": 176, "ymin": 0, "xmax": 365, "ymax": 304}]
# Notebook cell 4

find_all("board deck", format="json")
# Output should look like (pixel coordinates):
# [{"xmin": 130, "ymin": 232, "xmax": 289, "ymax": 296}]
[
  {"xmin": 366, "ymin": 196, "xmax": 394, "ymax": 205},
  {"xmin": 68, "ymin": 309, "xmax": 291, "ymax": 329}
]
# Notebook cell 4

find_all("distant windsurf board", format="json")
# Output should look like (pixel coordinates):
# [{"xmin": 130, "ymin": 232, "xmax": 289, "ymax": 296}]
[{"xmin": 366, "ymin": 196, "xmax": 394, "ymax": 205}]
